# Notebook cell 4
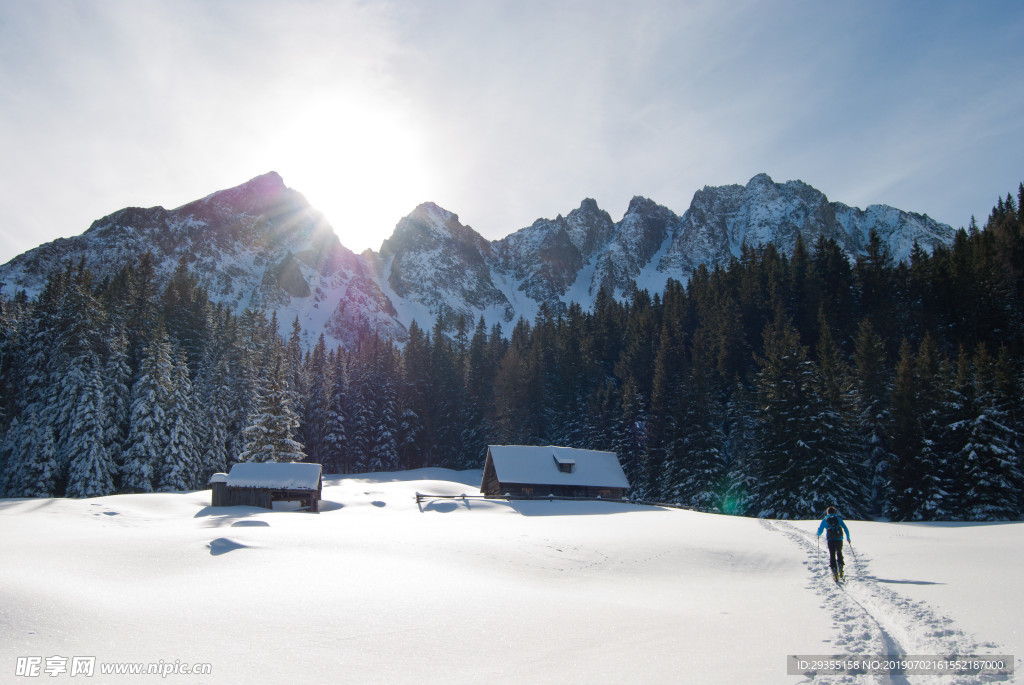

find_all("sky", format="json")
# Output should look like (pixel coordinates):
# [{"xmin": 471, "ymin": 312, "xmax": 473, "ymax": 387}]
[{"xmin": 1, "ymin": 0, "xmax": 1022, "ymax": 265}]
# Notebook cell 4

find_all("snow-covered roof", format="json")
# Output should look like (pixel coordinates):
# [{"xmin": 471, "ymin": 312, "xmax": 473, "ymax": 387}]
[
  {"xmin": 225, "ymin": 462, "xmax": 322, "ymax": 490},
  {"xmin": 486, "ymin": 445, "xmax": 629, "ymax": 489},
  {"xmin": 208, "ymin": 473, "xmax": 228, "ymax": 484}
]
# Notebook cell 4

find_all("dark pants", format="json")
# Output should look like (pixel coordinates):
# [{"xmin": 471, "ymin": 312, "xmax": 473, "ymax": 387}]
[{"xmin": 827, "ymin": 538, "xmax": 845, "ymax": 573}]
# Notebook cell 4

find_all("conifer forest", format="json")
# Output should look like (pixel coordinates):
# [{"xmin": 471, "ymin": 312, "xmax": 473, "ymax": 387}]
[{"xmin": 2, "ymin": 185, "xmax": 1024, "ymax": 521}]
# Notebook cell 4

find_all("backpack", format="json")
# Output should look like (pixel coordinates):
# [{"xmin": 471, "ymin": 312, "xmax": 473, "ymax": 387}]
[{"xmin": 826, "ymin": 514, "xmax": 843, "ymax": 540}]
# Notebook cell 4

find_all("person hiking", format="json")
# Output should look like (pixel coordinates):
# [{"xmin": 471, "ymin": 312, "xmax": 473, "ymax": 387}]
[{"xmin": 816, "ymin": 506, "xmax": 851, "ymax": 581}]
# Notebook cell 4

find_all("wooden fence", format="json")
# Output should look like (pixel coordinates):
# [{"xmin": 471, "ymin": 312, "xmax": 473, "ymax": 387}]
[{"xmin": 414, "ymin": 491, "xmax": 719, "ymax": 514}]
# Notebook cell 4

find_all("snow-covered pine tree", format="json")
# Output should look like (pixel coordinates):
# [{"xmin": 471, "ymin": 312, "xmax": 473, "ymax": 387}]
[
  {"xmin": 853, "ymin": 318, "xmax": 892, "ymax": 518},
  {"xmin": 121, "ymin": 325, "xmax": 175, "ymax": 493},
  {"xmin": 994, "ymin": 346, "xmax": 1024, "ymax": 516},
  {"xmin": 721, "ymin": 379, "xmax": 757, "ymax": 515},
  {"xmin": 323, "ymin": 348, "xmax": 350, "ymax": 473},
  {"xmin": 286, "ymin": 317, "xmax": 308, "ymax": 446},
  {"xmin": 345, "ymin": 354, "xmax": 374, "ymax": 471},
  {"xmin": 648, "ymin": 318, "xmax": 683, "ymax": 504},
  {"xmin": 668, "ymin": 343, "xmax": 728, "ymax": 511},
  {"xmin": 4, "ymin": 415, "xmax": 58, "ymax": 498},
  {"xmin": 492, "ymin": 340, "xmax": 531, "ymax": 446},
  {"xmin": 237, "ymin": 354, "xmax": 305, "ymax": 464},
  {"xmin": 376, "ymin": 341, "xmax": 401, "ymax": 471},
  {"xmin": 750, "ymin": 311, "xmax": 820, "ymax": 518},
  {"xmin": 0, "ymin": 416, "xmax": 24, "ymax": 496},
  {"xmin": 196, "ymin": 355, "xmax": 231, "ymax": 479},
  {"xmin": 47, "ymin": 264, "xmax": 110, "ymax": 490},
  {"xmin": 230, "ymin": 309, "xmax": 275, "ymax": 464},
  {"xmin": 887, "ymin": 339, "xmax": 926, "ymax": 520},
  {"xmin": 300, "ymin": 334, "xmax": 332, "ymax": 465},
  {"xmin": 428, "ymin": 315, "xmax": 479, "ymax": 467},
  {"xmin": 158, "ymin": 348, "xmax": 200, "ymax": 491},
  {"xmin": 803, "ymin": 311, "xmax": 868, "ymax": 519},
  {"xmin": 960, "ymin": 345, "xmax": 1020, "ymax": 519},
  {"xmin": 0, "ymin": 289, "xmax": 28, "ymax": 431},
  {"xmin": 887, "ymin": 335, "xmax": 951, "ymax": 521},
  {"xmin": 103, "ymin": 325, "xmax": 132, "ymax": 473},
  {"xmin": 462, "ymin": 316, "xmax": 495, "ymax": 449},
  {"xmin": 65, "ymin": 352, "xmax": 116, "ymax": 498},
  {"xmin": 913, "ymin": 335, "xmax": 956, "ymax": 520},
  {"xmin": 397, "ymin": 321, "xmax": 430, "ymax": 470},
  {"xmin": 614, "ymin": 380, "xmax": 651, "ymax": 500}
]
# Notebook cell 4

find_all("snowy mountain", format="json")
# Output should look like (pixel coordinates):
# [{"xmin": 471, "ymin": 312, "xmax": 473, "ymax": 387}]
[
  {"xmin": 0, "ymin": 172, "xmax": 404, "ymax": 347},
  {"xmin": 0, "ymin": 172, "xmax": 955, "ymax": 347}
]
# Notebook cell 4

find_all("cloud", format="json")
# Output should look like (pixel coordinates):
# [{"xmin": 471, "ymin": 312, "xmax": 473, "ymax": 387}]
[{"xmin": 1, "ymin": 0, "xmax": 1023, "ymax": 265}]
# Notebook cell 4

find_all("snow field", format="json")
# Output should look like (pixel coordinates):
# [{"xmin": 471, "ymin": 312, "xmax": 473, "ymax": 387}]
[{"xmin": 1, "ymin": 470, "xmax": 1020, "ymax": 684}]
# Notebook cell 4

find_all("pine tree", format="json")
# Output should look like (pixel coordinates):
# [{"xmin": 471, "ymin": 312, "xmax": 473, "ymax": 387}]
[
  {"xmin": 301, "ymin": 334, "xmax": 332, "ymax": 465},
  {"xmin": 804, "ymin": 310, "xmax": 867, "ymax": 519},
  {"xmin": 4, "ymin": 416, "xmax": 58, "ymax": 498},
  {"xmin": 855, "ymin": 228, "xmax": 895, "ymax": 344},
  {"xmin": 492, "ymin": 326, "xmax": 532, "ymax": 445},
  {"xmin": 751, "ymin": 311, "xmax": 818, "ymax": 518},
  {"xmin": 121, "ymin": 326, "xmax": 175, "ymax": 493},
  {"xmin": 359, "ymin": 338, "xmax": 400, "ymax": 472},
  {"xmin": 323, "ymin": 349, "xmax": 350, "ymax": 473},
  {"xmin": 887, "ymin": 340, "xmax": 922, "ymax": 520},
  {"xmin": 888, "ymin": 336, "xmax": 949, "ymax": 520},
  {"xmin": 666, "ymin": 341, "xmax": 727, "ymax": 510},
  {"xmin": 914, "ymin": 336, "xmax": 956, "ymax": 519},
  {"xmin": 238, "ymin": 354, "xmax": 306, "ymax": 464},
  {"xmin": 721, "ymin": 379, "xmax": 757, "ymax": 515},
  {"xmin": 614, "ymin": 379, "xmax": 650, "ymax": 498},
  {"xmin": 197, "ymin": 356, "xmax": 231, "ymax": 480},
  {"xmin": 158, "ymin": 348, "xmax": 200, "ymax": 491},
  {"xmin": 959, "ymin": 345, "xmax": 1019, "ymax": 519},
  {"xmin": 65, "ymin": 353, "xmax": 116, "ymax": 498},
  {"xmin": 103, "ymin": 326, "xmax": 132, "ymax": 474},
  {"xmin": 285, "ymin": 317, "xmax": 308, "ymax": 444}
]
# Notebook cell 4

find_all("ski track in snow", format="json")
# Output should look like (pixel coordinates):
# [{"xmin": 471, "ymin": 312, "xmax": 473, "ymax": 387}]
[{"xmin": 760, "ymin": 519, "xmax": 1009, "ymax": 685}]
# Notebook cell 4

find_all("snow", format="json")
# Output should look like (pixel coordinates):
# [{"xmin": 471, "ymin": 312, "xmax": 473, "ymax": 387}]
[
  {"xmin": 224, "ymin": 462, "xmax": 321, "ymax": 490},
  {"xmin": 487, "ymin": 445, "xmax": 630, "ymax": 489},
  {"xmin": 560, "ymin": 256, "xmax": 601, "ymax": 309},
  {"xmin": 1, "ymin": 470, "xmax": 1020, "ymax": 684}
]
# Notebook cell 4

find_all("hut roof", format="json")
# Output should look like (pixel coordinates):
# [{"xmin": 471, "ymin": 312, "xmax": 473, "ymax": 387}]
[
  {"xmin": 486, "ymin": 445, "xmax": 629, "ymax": 489},
  {"xmin": 225, "ymin": 462, "xmax": 322, "ymax": 490}
]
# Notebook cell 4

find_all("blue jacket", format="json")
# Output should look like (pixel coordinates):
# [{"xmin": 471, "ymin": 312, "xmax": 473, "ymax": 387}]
[{"xmin": 817, "ymin": 513, "xmax": 850, "ymax": 541}]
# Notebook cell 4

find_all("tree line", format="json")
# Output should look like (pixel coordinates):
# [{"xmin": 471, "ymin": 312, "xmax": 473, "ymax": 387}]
[{"xmin": 1, "ymin": 184, "xmax": 1023, "ymax": 520}]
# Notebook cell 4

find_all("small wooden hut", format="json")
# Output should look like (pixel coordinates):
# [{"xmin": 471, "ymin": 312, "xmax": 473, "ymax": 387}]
[
  {"xmin": 209, "ymin": 462, "xmax": 323, "ymax": 513},
  {"xmin": 480, "ymin": 445, "xmax": 630, "ymax": 499}
]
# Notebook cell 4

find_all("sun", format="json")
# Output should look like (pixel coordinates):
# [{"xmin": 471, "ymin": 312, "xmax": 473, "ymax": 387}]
[{"xmin": 269, "ymin": 94, "xmax": 434, "ymax": 253}]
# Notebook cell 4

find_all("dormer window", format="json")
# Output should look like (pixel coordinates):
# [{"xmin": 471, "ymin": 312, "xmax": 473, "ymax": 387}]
[{"xmin": 553, "ymin": 454, "xmax": 576, "ymax": 473}]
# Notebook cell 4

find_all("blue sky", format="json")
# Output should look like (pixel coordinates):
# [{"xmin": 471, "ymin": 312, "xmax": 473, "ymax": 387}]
[{"xmin": 1, "ymin": 0, "xmax": 1022, "ymax": 264}]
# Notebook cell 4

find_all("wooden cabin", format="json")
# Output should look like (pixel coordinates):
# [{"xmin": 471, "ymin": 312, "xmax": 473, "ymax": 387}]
[
  {"xmin": 209, "ymin": 462, "xmax": 323, "ymax": 513},
  {"xmin": 480, "ymin": 445, "xmax": 630, "ymax": 499}
]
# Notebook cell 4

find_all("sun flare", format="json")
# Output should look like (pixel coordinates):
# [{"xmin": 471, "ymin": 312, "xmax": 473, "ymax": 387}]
[{"xmin": 270, "ymin": 94, "xmax": 434, "ymax": 253}]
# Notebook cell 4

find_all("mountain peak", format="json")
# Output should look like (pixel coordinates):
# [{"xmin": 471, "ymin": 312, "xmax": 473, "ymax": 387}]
[
  {"xmin": 625, "ymin": 195, "xmax": 660, "ymax": 214},
  {"xmin": 408, "ymin": 201, "xmax": 459, "ymax": 227},
  {"xmin": 0, "ymin": 172, "xmax": 956, "ymax": 349},
  {"xmin": 178, "ymin": 171, "xmax": 291, "ymax": 216}
]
